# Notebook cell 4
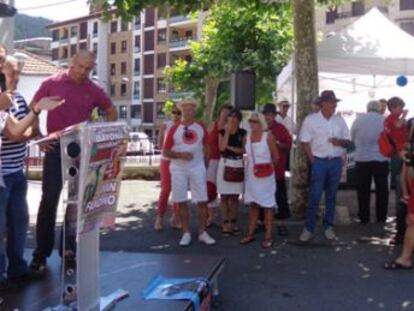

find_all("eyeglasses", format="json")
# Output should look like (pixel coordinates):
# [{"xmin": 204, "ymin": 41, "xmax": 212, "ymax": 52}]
[
  {"xmin": 282, "ymin": 105, "xmax": 290, "ymax": 108},
  {"xmin": 171, "ymin": 110, "xmax": 181, "ymax": 115},
  {"xmin": 248, "ymin": 119, "xmax": 260, "ymax": 124}
]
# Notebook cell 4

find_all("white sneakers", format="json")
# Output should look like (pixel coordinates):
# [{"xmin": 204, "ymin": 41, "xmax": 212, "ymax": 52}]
[
  {"xmin": 179, "ymin": 231, "xmax": 216, "ymax": 247},
  {"xmin": 179, "ymin": 232, "xmax": 192, "ymax": 247},
  {"xmin": 198, "ymin": 231, "xmax": 216, "ymax": 245},
  {"xmin": 299, "ymin": 228, "xmax": 313, "ymax": 242},
  {"xmin": 324, "ymin": 227, "xmax": 337, "ymax": 240},
  {"xmin": 299, "ymin": 227, "xmax": 338, "ymax": 242}
]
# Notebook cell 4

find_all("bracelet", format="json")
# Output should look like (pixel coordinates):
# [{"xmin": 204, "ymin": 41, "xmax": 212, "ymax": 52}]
[{"xmin": 31, "ymin": 106, "xmax": 40, "ymax": 116}]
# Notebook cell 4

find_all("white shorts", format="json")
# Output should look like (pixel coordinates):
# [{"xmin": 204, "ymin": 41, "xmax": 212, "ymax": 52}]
[{"xmin": 171, "ymin": 165, "xmax": 208, "ymax": 203}]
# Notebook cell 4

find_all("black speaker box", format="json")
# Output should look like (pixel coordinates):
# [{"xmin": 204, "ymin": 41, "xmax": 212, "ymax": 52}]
[{"xmin": 231, "ymin": 71, "xmax": 255, "ymax": 110}]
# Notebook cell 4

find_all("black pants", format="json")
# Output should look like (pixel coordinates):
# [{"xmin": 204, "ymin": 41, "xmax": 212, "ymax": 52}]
[
  {"xmin": 355, "ymin": 161, "xmax": 389, "ymax": 223},
  {"xmin": 33, "ymin": 148, "xmax": 75, "ymax": 260},
  {"xmin": 276, "ymin": 179, "xmax": 290, "ymax": 219},
  {"xmin": 394, "ymin": 172, "xmax": 407, "ymax": 241}
]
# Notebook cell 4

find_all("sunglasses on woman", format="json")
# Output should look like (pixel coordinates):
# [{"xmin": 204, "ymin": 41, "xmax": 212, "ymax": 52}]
[
  {"xmin": 248, "ymin": 119, "xmax": 260, "ymax": 124},
  {"xmin": 172, "ymin": 110, "xmax": 181, "ymax": 115}
]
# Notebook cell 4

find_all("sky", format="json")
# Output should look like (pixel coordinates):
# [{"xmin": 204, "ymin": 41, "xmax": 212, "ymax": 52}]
[{"xmin": 15, "ymin": 0, "xmax": 90, "ymax": 22}]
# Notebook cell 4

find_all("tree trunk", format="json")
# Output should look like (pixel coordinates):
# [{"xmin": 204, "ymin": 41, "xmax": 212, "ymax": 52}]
[
  {"xmin": 292, "ymin": 0, "xmax": 319, "ymax": 216},
  {"xmin": 204, "ymin": 76, "xmax": 220, "ymax": 123}
]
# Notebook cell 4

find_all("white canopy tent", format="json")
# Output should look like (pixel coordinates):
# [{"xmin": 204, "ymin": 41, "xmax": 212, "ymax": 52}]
[{"xmin": 277, "ymin": 7, "xmax": 414, "ymax": 126}]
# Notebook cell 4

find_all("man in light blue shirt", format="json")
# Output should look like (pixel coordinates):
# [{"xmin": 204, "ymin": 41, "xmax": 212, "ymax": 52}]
[{"xmin": 351, "ymin": 100, "xmax": 389, "ymax": 223}]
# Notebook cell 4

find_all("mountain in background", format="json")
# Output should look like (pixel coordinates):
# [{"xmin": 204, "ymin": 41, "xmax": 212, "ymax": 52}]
[{"xmin": 14, "ymin": 13, "xmax": 53, "ymax": 40}]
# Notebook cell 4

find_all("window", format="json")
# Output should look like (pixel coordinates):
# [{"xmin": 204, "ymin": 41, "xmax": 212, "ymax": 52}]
[
  {"xmin": 121, "ymin": 19, "xmax": 129, "ymax": 31},
  {"xmin": 156, "ymin": 102, "xmax": 165, "ymax": 118},
  {"xmin": 157, "ymin": 78, "xmax": 166, "ymax": 94},
  {"xmin": 326, "ymin": 8, "xmax": 337, "ymax": 24},
  {"xmin": 52, "ymin": 48, "xmax": 59, "ymax": 60},
  {"xmin": 79, "ymin": 42, "xmax": 87, "ymax": 50},
  {"xmin": 184, "ymin": 55, "xmax": 192, "ymax": 63},
  {"xmin": 158, "ymin": 29, "xmax": 167, "ymax": 43},
  {"xmin": 93, "ymin": 22, "xmax": 98, "ymax": 36},
  {"xmin": 144, "ymin": 30, "xmax": 154, "ymax": 51},
  {"xmin": 143, "ymin": 102, "xmax": 154, "ymax": 123},
  {"xmin": 79, "ymin": 22, "xmax": 87, "ymax": 39},
  {"xmin": 121, "ymin": 62, "xmax": 127, "ymax": 75},
  {"xmin": 143, "ymin": 78, "xmax": 154, "ymax": 99},
  {"xmin": 134, "ymin": 16, "xmax": 141, "ymax": 29},
  {"xmin": 110, "ymin": 83, "xmax": 116, "ymax": 96},
  {"xmin": 111, "ymin": 63, "xmax": 116, "ymax": 76},
  {"xmin": 61, "ymin": 28, "xmax": 68, "ymax": 40},
  {"xmin": 401, "ymin": 0, "xmax": 414, "ymax": 10},
  {"xmin": 157, "ymin": 53, "xmax": 166, "ymax": 68},
  {"xmin": 144, "ymin": 54, "xmax": 154, "ymax": 75},
  {"xmin": 93, "ymin": 43, "xmax": 98, "ymax": 55},
  {"xmin": 70, "ymin": 26, "xmax": 77, "ymax": 38},
  {"xmin": 110, "ymin": 21, "xmax": 117, "ymax": 33},
  {"xmin": 134, "ymin": 58, "xmax": 140, "ymax": 74},
  {"xmin": 119, "ymin": 105, "xmax": 128, "ymax": 119},
  {"xmin": 134, "ymin": 35, "xmax": 140, "ymax": 53},
  {"xmin": 171, "ymin": 30, "xmax": 179, "ymax": 41},
  {"xmin": 145, "ymin": 7, "xmax": 155, "ymax": 27},
  {"xmin": 70, "ymin": 44, "xmax": 77, "ymax": 56},
  {"xmin": 401, "ymin": 21, "xmax": 414, "ymax": 35},
  {"xmin": 111, "ymin": 42, "xmax": 116, "ymax": 54},
  {"xmin": 52, "ymin": 29, "xmax": 59, "ymax": 41},
  {"xmin": 185, "ymin": 30, "xmax": 193, "ymax": 39},
  {"xmin": 351, "ymin": 1, "xmax": 365, "ymax": 16},
  {"xmin": 120, "ymin": 83, "xmax": 127, "ymax": 97},
  {"xmin": 133, "ymin": 81, "xmax": 140, "ymax": 98},
  {"xmin": 61, "ymin": 47, "xmax": 68, "ymax": 59},
  {"xmin": 131, "ymin": 105, "xmax": 141, "ymax": 119},
  {"xmin": 121, "ymin": 40, "xmax": 127, "ymax": 53}
]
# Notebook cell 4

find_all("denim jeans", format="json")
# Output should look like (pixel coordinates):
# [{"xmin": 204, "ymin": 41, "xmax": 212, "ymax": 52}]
[
  {"xmin": 305, "ymin": 157, "xmax": 342, "ymax": 232},
  {"xmin": 0, "ymin": 170, "xmax": 29, "ymax": 278}
]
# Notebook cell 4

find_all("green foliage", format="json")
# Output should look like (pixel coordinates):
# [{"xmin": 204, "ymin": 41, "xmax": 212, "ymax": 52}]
[
  {"xmin": 163, "ymin": 0, "xmax": 293, "ymax": 108},
  {"xmin": 163, "ymin": 98, "xmax": 175, "ymax": 117}
]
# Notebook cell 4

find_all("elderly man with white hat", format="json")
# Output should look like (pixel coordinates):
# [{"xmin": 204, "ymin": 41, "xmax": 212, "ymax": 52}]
[
  {"xmin": 276, "ymin": 98, "xmax": 296, "ymax": 135},
  {"xmin": 163, "ymin": 98, "xmax": 216, "ymax": 247}
]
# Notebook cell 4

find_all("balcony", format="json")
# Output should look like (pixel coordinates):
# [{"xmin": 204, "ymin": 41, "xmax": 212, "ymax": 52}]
[
  {"xmin": 134, "ymin": 23, "xmax": 141, "ymax": 30},
  {"xmin": 92, "ymin": 32, "xmax": 98, "ymax": 38},
  {"xmin": 170, "ymin": 15, "xmax": 189, "ymax": 23},
  {"xmin": 134, "ymin": 69, "xmax": 141, "ymax": 76},
  {"xmin": 60, "ymin": 36, "xmax": 69, "ymax": 44},
  {"xmin": 133, "ymin": 92, "xmax": 140, "ymax": 99},
  {"xmin": 134, "ymin": 46, "xmax": 141, "ymax": 53},
  {"xmin": 169, "ymin": 36, "xmax": 194, "ymax": 48}
]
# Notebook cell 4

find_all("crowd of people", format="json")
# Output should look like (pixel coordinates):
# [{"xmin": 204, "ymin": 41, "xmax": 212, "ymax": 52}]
[
  {"xmin": 155, "ymin": 89, "xmax": 414, "ymax": 271},
  {"xmin": 0, "ymin": 41, "xmax": 413, "ymax": 293}
]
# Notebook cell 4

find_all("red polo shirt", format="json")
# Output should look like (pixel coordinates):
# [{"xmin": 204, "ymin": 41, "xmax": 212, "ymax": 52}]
[
  {"xmin": 268, "ymin": 120, "xmax": 292, "ymax": 180},
  {"xmin": 33, "ymin": 72, "xmax": 113, "ymax": 133}
]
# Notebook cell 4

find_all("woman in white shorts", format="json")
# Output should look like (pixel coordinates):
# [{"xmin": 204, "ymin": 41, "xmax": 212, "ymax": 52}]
[
  {"xmin": 217, "ymin": 109, "xmax": 246, "ymax": 236},
  {"xmin": 241, "ymin": 112, "xmax": 279, "ymax": 248}
]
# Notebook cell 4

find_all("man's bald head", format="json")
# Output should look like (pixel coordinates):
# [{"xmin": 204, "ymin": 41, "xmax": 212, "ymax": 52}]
[{"xmin": 69, "ymin": 50, "xmax": 96, "ymax": 84}]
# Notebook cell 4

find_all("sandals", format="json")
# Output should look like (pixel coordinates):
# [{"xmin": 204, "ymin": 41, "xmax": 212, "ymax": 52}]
[
  {"xmin": 261, "ymin": 239, "xmax": 273, "ymax": 249},
  {"xmin": 240, "ymin": 235, "xmax": 256, "ymax": 245},
  {"xmin": 383, "ymin": 261, "xmax": 412, "ymax": 270},
  {"xmin": 230, "ymin": 219, "xmax": 241, "ymax": 236},
  {"xmin": 277, "ymin": 225, "xmax": 289, "ymax": 237},
  {"xmin": 222, "ymin": 220, "xmax": 232, "ymax": 236},
  {"xmin": 154, "ymin": 215, "xmax": 163, "ymax": 231}
]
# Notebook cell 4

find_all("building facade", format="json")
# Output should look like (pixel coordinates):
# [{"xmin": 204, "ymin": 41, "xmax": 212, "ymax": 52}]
[
  {"xmin": 47, "ymin": 7, "xmax": 201, "ymax": 140},
  {"xmin": 316, "ymin": 0, "xmax": 414, "ymax": 36}
]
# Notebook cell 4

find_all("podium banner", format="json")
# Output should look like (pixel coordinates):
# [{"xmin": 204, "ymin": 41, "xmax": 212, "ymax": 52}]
[{"xmin": 78, "ymin": 124, "xmax": 128, "ymax": 234}]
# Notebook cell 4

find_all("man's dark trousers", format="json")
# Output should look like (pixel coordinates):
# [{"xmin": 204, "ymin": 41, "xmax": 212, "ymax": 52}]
[{"xmin": 355, "ymin": 161, "xmax": 389, "ymax": 223}]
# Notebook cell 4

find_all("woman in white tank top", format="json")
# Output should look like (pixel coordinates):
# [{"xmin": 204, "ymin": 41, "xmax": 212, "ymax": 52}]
[{"xmin": 241, "ymin": 112, "xmax": 279, "ymax": 248}]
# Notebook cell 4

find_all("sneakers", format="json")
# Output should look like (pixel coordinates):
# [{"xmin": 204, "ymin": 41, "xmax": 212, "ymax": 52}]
[
  {"xmin": 324, "ymin": 227, "xmax": 337, "ymax": 240},
  {"xmin": 179, "ymin": 232, "xmax": 192, "ymax": 247},
  {"xmin": 299, "ymin": 228, "xmax": 313, "ymax": 242},
  {"xmin": 198, "ymin": 231, "xmax": 216, "ymax": 245},
  {"xmin": 29, "ymin": 257, "xmax": 47, "ymax": 277}
]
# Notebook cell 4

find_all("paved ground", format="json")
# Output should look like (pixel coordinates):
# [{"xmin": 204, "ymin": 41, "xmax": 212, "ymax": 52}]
[{"xmin": 25, "ymin": 181, "xmax": 414, "ymax": 311}]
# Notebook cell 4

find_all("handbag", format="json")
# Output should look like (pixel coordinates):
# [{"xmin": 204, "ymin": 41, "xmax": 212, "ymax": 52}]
[
  {"xmin": 223, "ymin": 162, "xmax": 244, "ymax": 182},
  {"xmin": 250, "ymin": 136, "xmax": 274, "ymax": 178}
]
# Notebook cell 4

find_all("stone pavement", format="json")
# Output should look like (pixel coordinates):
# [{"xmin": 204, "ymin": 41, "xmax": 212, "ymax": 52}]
[{"xmin": 25, "ymin": 181, "xmax": 414, "ymax": 311}]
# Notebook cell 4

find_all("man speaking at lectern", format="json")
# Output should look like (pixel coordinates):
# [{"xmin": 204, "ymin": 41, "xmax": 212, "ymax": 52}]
[{"xmin": 30, "ymin": 51, "xmax": 117, "ymax": 275}]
